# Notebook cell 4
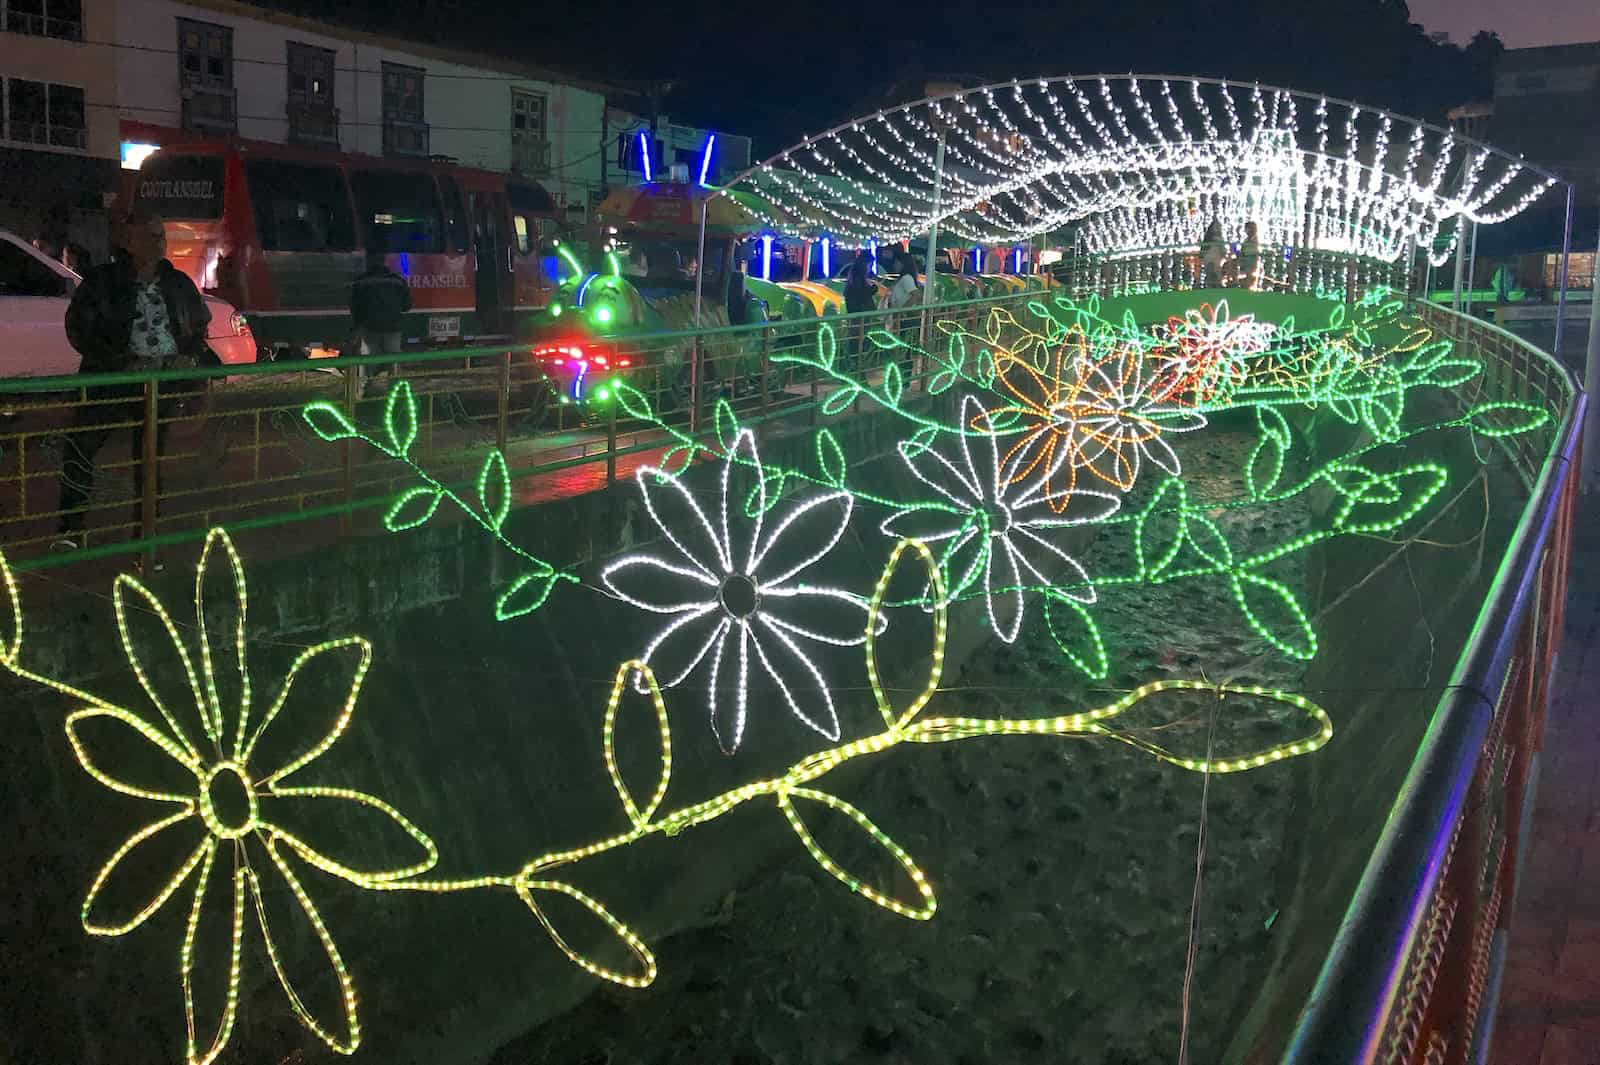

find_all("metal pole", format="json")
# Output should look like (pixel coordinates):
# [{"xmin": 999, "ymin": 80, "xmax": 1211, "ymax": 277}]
[
  {"xmin": 690, "ymin": 197, "xmax": 709, "ymax": 433},
  {"xmin": 1554, "ymin": 183, "xmax": 1575, "ymax": 361},
  {"xmin": 919, "ymin": 125, "xmax": 947, "ymax": 352},
  {"xmin": 1581, "ymin": 207, "xmax": 1600, "ymax": 491},
  {"xmin": 141, "ymin": 381, "xmax": 159, "ymax": 564},
  {"xmin": 1464, "ymin": 220, "xmax": 1480, "ymax": 317},
  {"xmin": 1450, "ymin": 218, "xmax": 1468, "ymax": 313}
]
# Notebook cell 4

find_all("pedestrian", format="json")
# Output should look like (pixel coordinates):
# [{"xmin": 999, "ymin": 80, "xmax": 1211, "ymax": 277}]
[
  {"xmin": 1238, "ymin": 221, "xmax": 1262, "ymax": 289},
  {"xmin": 843, "ymin": 248, "xmax": 876, "ymax": 369},
  {"xmin": 348, "ymin": 248, "xmax": 411, "ymax": 395},
  {"xmin": 887, "ymin": 251, "xmax": 922, "ymax": 376},
  {"xmin": 55, "ymin": 210, "xmax": 216, "ymax": 547},
  {"xmin": 1199, "ymin": 220, "xmax": 1227, "ymax": 288}
]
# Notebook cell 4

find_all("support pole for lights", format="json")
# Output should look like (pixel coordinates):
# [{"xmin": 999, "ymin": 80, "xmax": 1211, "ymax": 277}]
[
  {"xmin": 919, "ymin": 122, "xmax": 948, "ymax": 351},
  {"xmin": 1450, "ymin": 216, "xmax": 1467, "ymax": 313},
  {"xmin": 690, "ymin": 197, "xmax": 709, "ymax": 432},
  {"xmin": 1582, "ymin": 206, "xmax": 1600, "ymax": 491},
  {"xmin": 1554, "ymin": 184, "xmax": 1575, "ymax": 362},
  {"xmin": 1464, "ymin": 220, "xmax": 1479, "ymax": 317}
]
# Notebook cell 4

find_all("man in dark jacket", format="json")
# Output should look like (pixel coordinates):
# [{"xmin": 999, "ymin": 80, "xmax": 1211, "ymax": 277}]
[
  {"xmin": 55, "ymin": 210, "xmax": 214, "ymax": 543},
  {"xmin": 348, "ymin": 250, "xmax": 411, "ymax": 393}
]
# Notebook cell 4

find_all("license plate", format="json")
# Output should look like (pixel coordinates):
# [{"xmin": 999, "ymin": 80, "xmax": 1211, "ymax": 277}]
[{"xmin": 427, "ymin": 316, "xmax": 461, "ymax": 340}]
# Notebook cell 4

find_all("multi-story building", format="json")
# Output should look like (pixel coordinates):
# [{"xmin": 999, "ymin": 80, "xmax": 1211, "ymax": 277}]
[
  {"xmin": 111, "ymin": 0, "xmax": 614, "ymax": 226},
  {"xmin": 0, "ymin": 0, "xmax": 120, "ymax": 255}
]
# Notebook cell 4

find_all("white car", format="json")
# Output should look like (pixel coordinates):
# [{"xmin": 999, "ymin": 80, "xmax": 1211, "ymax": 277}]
[{"xmin": 0, "ymin": 229, "xmax": 256, "ymax": 378}]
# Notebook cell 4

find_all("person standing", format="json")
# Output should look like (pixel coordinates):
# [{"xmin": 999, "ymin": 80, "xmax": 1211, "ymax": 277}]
[
  {"xmin": 1238, "ymin": 221, "xmax": 1262, "ymax": 289},
  {"xmin": 55, "ymin": 210, "xmax": 215, "ymax": 545},
  {"xmin": 348, "ymin": 249, "xmax": 411, "ymax": 394},
  {"xmin": 1199, "ymin": 220, "xmax": 1227, "ymax": 288},
  {"xmin": 843, "ymin": 248, "xmax": 877, "ymax": 369}
]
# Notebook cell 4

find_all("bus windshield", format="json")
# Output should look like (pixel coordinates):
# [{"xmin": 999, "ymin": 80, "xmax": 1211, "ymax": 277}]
[{"xmin": 134, "ymin": 155, "xmax": 225, "ymax": 220}]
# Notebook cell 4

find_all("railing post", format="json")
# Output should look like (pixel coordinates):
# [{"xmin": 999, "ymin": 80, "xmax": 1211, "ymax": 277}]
[
  {"xmin": 141, "ymin": 380, "xmax": 159, "ymax": 565},
  {"xmin": 759, "ymin": 324, "xmax": 770, "ymax": 415},
  {"xmin": 341, "ymin": 364, "xmax": 357, "ymax": 535},
  {"xmin": 606, "ymin": 386, "xmax": 618, "ymax": 485},
  {"xmin": 496, "ymin": 349, "xmax": 511, "ymax": 455}
]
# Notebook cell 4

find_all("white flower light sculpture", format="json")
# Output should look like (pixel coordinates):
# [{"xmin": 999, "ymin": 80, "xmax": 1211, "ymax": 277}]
[
  {"xmin": 881, "ymin": 396, "xmax": 1120, "ymax": 643},
  {"xmin": 603, "ymin": 429, "xmax": 870, "ymax": 752}
]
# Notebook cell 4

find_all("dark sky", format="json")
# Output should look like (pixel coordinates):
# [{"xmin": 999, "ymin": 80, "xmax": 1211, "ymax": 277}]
[
  {"xmin": 272, "ymin": 0, "xmax": 1508, "ymax": 157},
  {"xmin": 1407, "ymin": 0, "xmax": 1600, "ymax": 47}
]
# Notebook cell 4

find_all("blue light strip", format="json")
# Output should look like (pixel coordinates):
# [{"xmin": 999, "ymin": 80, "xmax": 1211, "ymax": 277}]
[
  {"xmin": 821, "ymin": 236, "xmax": 831, "ymax": 277},
  {"xmin": 761, "ymin": 234, "xmax": 774, "ymax": 280},
  {"xmin": 869, "ymin": 239, "xmax": 878, "ymax": 275},
  {"xmin": 574, "ymin": 359, "xmax": 587, "ymax": 401},
  {"xmin": 639, "ymin": 131, "xmax": 652, "ymax": 182},
  {"xmin": 699, "ymin": 134, "xmax": 716, "ymax": 187},
  {"xmin": 1015, "ymin": 248, "xmax": 1024, "ymax": 273},
  {"xmin": 576, "ymin": 272, "xmax": 598, "ymax": 306}
]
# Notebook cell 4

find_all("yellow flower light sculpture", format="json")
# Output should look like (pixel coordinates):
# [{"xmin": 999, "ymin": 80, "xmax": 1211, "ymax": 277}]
[
  {"xmin": 6, "ymin": 530, "xmax": 436, "ymax": 1065},
  {"xmin": 0, "ymin": 530, "xmax": 1333, "ymax": 1064}
]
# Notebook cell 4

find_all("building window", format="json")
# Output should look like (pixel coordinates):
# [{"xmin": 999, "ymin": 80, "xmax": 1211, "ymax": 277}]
[
  {"xmin": 381, "ymin": 62, "xmax": 427, "ymax": 156},
  {"xmin": 2, "ymin": 0, "xmax": 83, "ymax": 40},
  {"xmin": 1, "ymin": 78, "xmax": 86, "ymax": 150},
  {"xmin": 286, "ymin": 41, "xmax": 337, "ymax": 146},
  {"xmin": 178, "ymin": 18, "xmax": 235, "ymax": 133},
  {"xmin": 511, "ymin": 89, "xmax": 548, "ymax": 174}
]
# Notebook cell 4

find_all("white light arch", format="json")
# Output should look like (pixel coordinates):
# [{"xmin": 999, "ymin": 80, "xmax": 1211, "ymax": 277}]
[{"xmin": 713, "ymin": 75, "xmax": 1561, "ymax": 268}]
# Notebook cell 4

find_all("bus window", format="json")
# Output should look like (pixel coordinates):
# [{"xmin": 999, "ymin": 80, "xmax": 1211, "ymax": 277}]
[
  {"xmin": 244, "ymin": 160, "xmax": 355, "ymax": 252},
  {"xmin": 350, "ymin": 169, "xmax": 445, "ymax": 254},
  {"xmin": 507, "ymin": 181, "xmax": 552, "ymax": 256},
  {"xmin": 438, "ymin": 174, "xmax": 470, "ymax": 253},
  {"xmin": 134, "ymin": 154, "xmax": 224, "ymax": 220}
]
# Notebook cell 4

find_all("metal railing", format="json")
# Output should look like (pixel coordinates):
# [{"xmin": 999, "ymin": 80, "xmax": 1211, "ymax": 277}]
[
  {"xmin": 0, "ymin": 293, "xmax": 1038, "ymax": 569},
  {"xmin": 1283, "ymin": 302, "xmax": 1582, "ymax": 1065}
]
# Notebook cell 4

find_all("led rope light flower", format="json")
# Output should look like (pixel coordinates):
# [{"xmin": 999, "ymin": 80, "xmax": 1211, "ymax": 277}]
[
  {"xmin": 602, "ymin": 428, "xmax": 870, "ymax": 752},
  {"xmin": 3, "ymin": 529, "xmax": 436, "ymax": 1065},
  {"xmin": 881, "ymin": 396, "xmax": 1117, "ymax": 643}
]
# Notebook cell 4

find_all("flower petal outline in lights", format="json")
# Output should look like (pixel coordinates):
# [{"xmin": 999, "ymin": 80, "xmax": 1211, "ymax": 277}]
[
  {"xmin": 14, "ymin": 529, "xmax": 435, "ymax": 1065},
  {"xmin": 881, "ymin": 395, "xmax": 1116, "ymax": 644},
  {"xmin": 602, "ymin": 428, "xmax": 872, "ymax": 752}
]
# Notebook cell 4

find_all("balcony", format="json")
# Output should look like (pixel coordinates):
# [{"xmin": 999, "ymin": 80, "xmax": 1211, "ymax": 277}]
[
  {"xmin": 383, "ymin": 117, "xmax": 429, "ymax": 158},
  {"xmin": 512, "ymin": 136, "xmax": 551, "ymax": 176},
  {"xmin": 181, "ymin": 82, "xmax": 236, "ymax": 135},
  {"xmin": 288, "ymin": 102, "xmax": 339, "ymax": 149}
]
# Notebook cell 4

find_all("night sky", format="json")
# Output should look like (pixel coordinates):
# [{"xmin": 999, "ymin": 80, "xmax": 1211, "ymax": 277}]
[
  {"xmin": 267, "ymin": 0, "xmax": 1526, "ymax": 155},
  {"xmin": 1407, "ymin": 0, "xmax": 1600, "ymax": 48}
]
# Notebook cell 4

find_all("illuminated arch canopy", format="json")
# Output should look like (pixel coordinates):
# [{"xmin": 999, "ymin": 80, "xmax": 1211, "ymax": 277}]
[{"xmin": 716, "ymin": 75, "xmax": 1559, "ymax": 266}]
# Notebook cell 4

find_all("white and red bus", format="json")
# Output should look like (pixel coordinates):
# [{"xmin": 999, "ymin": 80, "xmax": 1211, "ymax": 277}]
[{"xmin": 118, "ymin": 123, "xmax": 562, "ymax": 358}]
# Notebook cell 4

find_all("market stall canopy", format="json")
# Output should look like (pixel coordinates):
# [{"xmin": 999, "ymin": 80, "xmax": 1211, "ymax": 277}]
[{"xmin": 714, "ymin": 75, "xmax": 1563, "ymax": 267}]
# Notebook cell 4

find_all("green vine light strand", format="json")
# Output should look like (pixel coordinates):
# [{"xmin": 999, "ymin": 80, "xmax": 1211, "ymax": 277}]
[{"xmin": 0, "ymin": 531, "xmax": 1332, "ymax": 1063}]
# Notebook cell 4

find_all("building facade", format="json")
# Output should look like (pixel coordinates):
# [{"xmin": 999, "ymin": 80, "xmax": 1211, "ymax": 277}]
[
  {"xmin": 110, "ymin": 0, "xmax": 612, "ymax": 223},
  {"xmin": 0, "ymin": 0, "xmax": 121, "ymax": 255}
]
